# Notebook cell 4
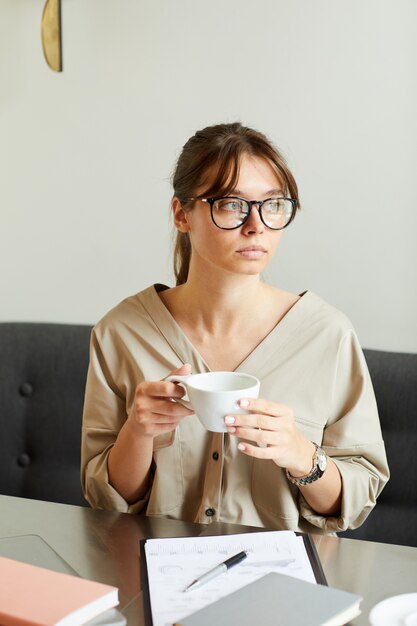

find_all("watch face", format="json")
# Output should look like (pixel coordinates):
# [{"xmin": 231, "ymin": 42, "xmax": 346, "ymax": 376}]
[{"xmin": 317, "ymin": 450, "xmax": 327, "ymax": 472}]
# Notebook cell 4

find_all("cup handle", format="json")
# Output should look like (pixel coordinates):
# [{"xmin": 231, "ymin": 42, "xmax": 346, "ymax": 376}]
[{"xmin": 165, "ymin": 375, "xmax": 192, "ymax": 410}]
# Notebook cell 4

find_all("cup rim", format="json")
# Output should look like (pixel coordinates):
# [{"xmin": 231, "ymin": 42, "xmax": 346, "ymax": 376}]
[{"xmin": 187, "ymin": 371, "xmax": 259, "ymax": 391}]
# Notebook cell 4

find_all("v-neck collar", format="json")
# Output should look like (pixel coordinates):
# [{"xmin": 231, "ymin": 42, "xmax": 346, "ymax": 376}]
[{"xmin": 138, "ymin": 284, "xmax": 323, "ymax": 373}]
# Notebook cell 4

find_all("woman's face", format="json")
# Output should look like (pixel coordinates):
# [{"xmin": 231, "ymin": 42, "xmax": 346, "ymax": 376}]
[{"xmin": 174, "ymin": 153, "xmax": 285, "ymax": 280}]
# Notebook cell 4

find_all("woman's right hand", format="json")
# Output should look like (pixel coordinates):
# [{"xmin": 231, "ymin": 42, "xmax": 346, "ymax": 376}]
[{"xmin": 127, "ymin": 363, "xmax": 194, "ymax": 439}]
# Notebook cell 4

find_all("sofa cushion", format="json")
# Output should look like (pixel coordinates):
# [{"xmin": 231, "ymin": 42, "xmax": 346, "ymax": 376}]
[
  {"xmin": 0, "ymin": 323, "xmax": 91, "ymax": 506},
  {"xmin": 339, "ymin": 348, "xmax": 417, "ymax": 547},
  {"xmin": 1, "ymin": 324, "xmax": 416, "ymax": 547}
]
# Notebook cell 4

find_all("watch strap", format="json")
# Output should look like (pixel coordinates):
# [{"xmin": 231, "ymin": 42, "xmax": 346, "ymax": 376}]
[{"xmin": 286, "ymin": 443, "xmax": 327, "ymax": 486}]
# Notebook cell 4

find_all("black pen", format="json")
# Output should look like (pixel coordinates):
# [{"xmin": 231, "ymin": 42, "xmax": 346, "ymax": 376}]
[{"xmin": 184, "ymin": 550, "xmax": 248, "ymax": 592}]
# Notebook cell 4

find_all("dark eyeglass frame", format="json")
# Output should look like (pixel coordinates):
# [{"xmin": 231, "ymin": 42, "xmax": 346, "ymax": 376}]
[{"xmin": 195, "ymin": 196, "xmax": 297, "ymax": 231}]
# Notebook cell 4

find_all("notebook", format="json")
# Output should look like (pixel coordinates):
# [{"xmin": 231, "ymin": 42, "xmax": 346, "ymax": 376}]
[
  {"xmin": 174, "ymin": 572, "xmax": 362, "ymax": 626},
  {"xmin": 0, "ymin": 555, "xmax": 119, "ymax": 626},
  {"xmin": 0, "ymin": 535, "xmax": 125, "ymax": 626},
  {"xmin": 140, "ymin": 530, "xmax": 328, "ymax": 626}
]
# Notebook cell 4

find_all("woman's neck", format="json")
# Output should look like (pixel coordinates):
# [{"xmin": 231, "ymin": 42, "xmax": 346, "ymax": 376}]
[
  {"xmin": 163, "ymin": 272, "xmax": 270, "ymax": 336},
  {"xmin": 159, "ymin": 269, "xmax": 299, "ymax": 371}
]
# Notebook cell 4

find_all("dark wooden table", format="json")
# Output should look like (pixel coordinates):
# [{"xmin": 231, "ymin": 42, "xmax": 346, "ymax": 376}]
[{"xmin": 1, "ymin": 495, "xmax": 416, "ymax": 625}]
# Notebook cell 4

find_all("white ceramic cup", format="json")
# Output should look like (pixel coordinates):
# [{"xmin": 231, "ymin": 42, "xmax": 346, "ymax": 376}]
[{"xmin": 165, "ymin": 371, "xmax": 260, "ymax": 433}]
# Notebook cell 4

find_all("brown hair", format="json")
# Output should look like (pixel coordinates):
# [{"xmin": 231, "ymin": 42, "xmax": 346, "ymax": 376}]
[{"xmin": 172, "ymin": 122, "xmax": 300, "ymax": 285}]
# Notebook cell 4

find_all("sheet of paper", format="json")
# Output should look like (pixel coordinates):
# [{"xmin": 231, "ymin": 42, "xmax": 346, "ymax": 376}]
[{"xmin": 144, "ymin": 531, "xmax": 316, "ymax": 626}]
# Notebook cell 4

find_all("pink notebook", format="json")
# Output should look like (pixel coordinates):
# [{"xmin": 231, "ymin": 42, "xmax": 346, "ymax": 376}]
[{"xmin": 0, "ymin": 556, "xmax": 119, "ymax": 626}]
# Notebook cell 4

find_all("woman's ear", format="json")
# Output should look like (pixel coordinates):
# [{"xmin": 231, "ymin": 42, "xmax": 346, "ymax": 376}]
[{"xmin": 172, "ymin": 197, "xmax": 191, "ymax": 232}]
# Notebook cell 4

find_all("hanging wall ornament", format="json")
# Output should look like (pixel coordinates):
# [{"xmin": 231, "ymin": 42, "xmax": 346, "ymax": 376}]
[{"xmin": 41, "ymin": 0, "xmax": 62, "ymax": 72}]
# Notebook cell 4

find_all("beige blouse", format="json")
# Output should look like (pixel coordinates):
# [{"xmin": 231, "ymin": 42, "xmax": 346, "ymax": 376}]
[{"xmin": 81, "ymin": 284, "xmax": 389, "ymax": 534}]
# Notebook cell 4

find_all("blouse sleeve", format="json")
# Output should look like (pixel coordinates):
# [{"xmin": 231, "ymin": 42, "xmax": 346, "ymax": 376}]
[
  {"xmin": 80, "ymin": 328, "xmax": 152, "ymax": 513},
  {"xmin": 299, "ymin": 329, "xmax": 390, "ymax": 532}
]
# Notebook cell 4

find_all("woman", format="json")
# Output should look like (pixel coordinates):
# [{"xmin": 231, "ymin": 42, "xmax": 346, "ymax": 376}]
[{"xmin": 81, "ymin": 122, "xmax": 389, "ymax": 534}]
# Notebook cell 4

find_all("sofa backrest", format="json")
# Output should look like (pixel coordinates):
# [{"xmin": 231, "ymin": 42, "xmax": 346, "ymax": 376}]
[
  {"xmin": 0, "ymin": 322, "xmax": 92, "ymax": 506},
  {"xmin": 340, "ymin": 348, "xmax": 417, "ymax": 547},
  {"xmin": 1, "ymin": 323, "xmax": 416, "ymax": 546}
]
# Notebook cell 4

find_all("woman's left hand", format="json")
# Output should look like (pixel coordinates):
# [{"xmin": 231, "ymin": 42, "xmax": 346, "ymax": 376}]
[{"xmin": 225, "ymin": 397, "xmax": 316, "ymax": 477}]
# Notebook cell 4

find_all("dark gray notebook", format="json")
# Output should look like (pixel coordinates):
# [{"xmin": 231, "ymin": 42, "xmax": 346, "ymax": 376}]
[{"xmin": 174, "ymin": 572, "xmax": 362, "ymax": 626}]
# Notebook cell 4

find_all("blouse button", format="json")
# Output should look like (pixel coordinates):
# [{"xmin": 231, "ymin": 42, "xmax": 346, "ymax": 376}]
[
  {"xmin": 212, "ymin": 451, "xmax": 219, "ymax": 461},
  {"xmin": 205, "ymin": 507, "xmax": 215, "ymax": 517}
]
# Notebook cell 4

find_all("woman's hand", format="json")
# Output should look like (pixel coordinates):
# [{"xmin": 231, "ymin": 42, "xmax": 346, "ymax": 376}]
[
  {"xmin": 224, "ymin": 397, "xmax": 316, "ymax": 476},
  {"xmin": 127, "ymin": 363, "xmax": 195, "ymax": 439},
  {"xmin": 225, "ymin": 398, "xmax": 315, "ymax": 476},
  {"xmin": 108, "ymin": 363, "xmax": 194, "ymax": 503},
  {"xmin": 225, "ymin": 397, "xmax": 342, "ymax": 516}
]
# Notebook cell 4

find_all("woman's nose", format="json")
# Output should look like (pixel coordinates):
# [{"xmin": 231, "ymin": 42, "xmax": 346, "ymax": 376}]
[{"xmin": 241, "ymin": 205, "xmax": 264, "ymax": 234}]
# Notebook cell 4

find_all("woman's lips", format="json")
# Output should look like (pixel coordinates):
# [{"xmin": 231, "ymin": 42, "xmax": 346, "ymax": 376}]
[{"xmin": 236, "ymin": 246, "xmax": 267, "ymax": 259}]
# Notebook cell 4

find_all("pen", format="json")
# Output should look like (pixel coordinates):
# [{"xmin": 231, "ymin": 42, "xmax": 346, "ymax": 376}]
[{"xmin": 184, "ymin": 550, "xmax": 248, "ymax": 592}]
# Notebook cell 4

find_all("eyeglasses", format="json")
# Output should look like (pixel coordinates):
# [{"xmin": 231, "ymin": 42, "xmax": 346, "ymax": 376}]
[{"xmin": 198, "ymin": 196, "xmax": 297, "ymax": 230}]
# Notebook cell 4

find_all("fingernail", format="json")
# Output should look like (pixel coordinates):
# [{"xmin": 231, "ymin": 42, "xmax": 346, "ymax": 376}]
[
  {"xmin": 227, "ymin": 426, "xmax": 236, "ymax": 434},
  {"xmin": 239, "ymin": 399, "xmax": 249, "ymax": 408},
  {"xmin": 238, "ymin": 443, "xmax": 246, "ymax": 451},
  {"xmin": 225, "ymin": 415, "xmax": 235, "ymax": 425}
]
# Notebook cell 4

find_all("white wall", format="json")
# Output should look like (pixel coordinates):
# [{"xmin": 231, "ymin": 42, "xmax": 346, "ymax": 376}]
[{"xmin": 1, "ymin": 0, "xmax": 416, "ymax": 352}]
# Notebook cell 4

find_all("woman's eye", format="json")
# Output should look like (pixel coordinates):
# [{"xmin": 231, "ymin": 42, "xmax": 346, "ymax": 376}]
[
  {"xmin": 264, "ymin": 200, "xmax": 281, "ymax": 214},
  {"xmin": 218, "ymin": 200, "xmax": 242, "ymax": 212}
]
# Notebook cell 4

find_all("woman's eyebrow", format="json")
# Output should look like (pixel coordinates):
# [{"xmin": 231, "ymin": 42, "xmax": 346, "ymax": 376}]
[{"xmin": 231, "ymin": 188, "xmax": 285, "ymax": 197}]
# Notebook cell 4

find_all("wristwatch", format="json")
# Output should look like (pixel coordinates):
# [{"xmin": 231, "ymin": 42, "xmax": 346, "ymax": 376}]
[{"xmin": 286, "ymin": 443, "xmax": 328, "ymax": 486}]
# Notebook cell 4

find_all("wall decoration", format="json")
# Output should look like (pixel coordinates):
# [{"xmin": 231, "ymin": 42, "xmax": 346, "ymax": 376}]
[{"xmin": 41, "ymin": 0, "xmax": 62, "ymax": 72}]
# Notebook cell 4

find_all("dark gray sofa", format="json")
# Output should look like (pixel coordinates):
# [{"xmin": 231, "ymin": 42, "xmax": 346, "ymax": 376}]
[
  {"xmin": 0, "ymin": 323, "xmax": 90, "ymax": 507},
  {"xmin": 0, "ymin": 323, "xmax": 416, "ymax": 546}
]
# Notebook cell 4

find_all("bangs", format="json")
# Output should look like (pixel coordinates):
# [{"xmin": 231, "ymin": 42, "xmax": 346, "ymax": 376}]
[
  {"xmin": 194, "ymin": 146, "xmax": 292, "ymax": 201},
  {"xmin": 194, "ymin": 146, "xmax": 243, "ymax": 199},
  {"xmin": 174, "ymin": 123, "xmax": 299, "ymax": 208}
]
